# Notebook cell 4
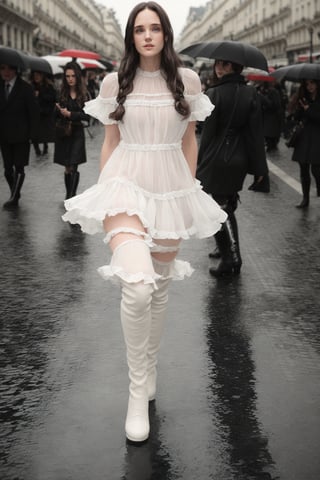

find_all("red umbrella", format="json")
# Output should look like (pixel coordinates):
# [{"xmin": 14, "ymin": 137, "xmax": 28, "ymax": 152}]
[
  {"xmin": 58, "ymin": 49, "xmax": 101, "ymax": 60},
  {"xmin": 247, "ymin": 73, "xmax": 275, "ymax": 82}
]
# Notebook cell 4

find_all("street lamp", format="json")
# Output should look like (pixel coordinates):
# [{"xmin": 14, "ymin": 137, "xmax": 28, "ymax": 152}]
[{"xmin": 309, "ymin": 26, "xmax": 314, "ymax": 63}]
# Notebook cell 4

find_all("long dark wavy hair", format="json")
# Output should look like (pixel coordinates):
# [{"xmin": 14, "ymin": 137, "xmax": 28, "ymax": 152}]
[
  {"xmin": 109, "ymin": 1, "xmax": 190, "ymax": 121},
  {"xmin": 59, "ymin": 62, "xmax": 87, "ymax": 107},
  {"xmin": 287, "ymin": 78, "xmax": 320, "ymax": 115}
]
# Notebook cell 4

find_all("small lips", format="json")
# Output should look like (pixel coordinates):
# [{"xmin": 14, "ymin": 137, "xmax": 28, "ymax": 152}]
[{"xmin": 144, "ymin": 44, "xmax": 154, "ymax": 48}]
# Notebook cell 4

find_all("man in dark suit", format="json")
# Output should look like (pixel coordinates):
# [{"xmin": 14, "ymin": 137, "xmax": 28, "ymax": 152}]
[{"xmin": 0, "ymin": 63, "xmax": 39, "ymax": 209}]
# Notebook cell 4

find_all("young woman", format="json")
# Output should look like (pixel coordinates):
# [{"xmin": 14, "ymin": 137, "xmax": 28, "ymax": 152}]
[
  {"xmin": 197, "ymin": 59, "xmax": 268, "ymax": 277},
  {"xmin": 62, "ymin": 2, "xmax": 227, "ymax": 442},
  {"xmin": 54, "ymin": 62, "xmax": 90, "ymax": 199},
  {"xmin": 288, "ymin": 79, "xmax": 320, "ymax": 208}
]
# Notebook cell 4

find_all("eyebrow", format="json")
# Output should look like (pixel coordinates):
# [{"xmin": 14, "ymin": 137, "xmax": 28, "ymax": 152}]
[{"xmin": 134, "ymin": 22, "xmax": 161, "ymax": 28}]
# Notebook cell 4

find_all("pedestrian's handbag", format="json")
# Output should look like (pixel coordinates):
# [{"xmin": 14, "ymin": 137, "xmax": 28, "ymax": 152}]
[
  {"xmin": 55, "ymin": 117, "xmax": 72, "ymax": 138},
  {"xmin": 285, "ymin": 120, "xmax": 305, "ymax": 148}
]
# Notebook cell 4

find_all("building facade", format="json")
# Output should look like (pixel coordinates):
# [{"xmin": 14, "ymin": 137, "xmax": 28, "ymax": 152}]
[
  {"xmin": 0, "ymin": 0, "xmax": 124, "ymax": 63},
  {"xmin": 179, "ymin": 0, "xmax": 320, "ymax": 66}
]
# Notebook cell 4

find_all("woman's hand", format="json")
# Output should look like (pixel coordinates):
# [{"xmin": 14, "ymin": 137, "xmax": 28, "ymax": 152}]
[
  {"xmin": 299, "ymin": 98, "xmax": 309, "ymax": 111},
  {"xmin": 56, "ymin": 103, "xmax": 71, "ymax": 118}
]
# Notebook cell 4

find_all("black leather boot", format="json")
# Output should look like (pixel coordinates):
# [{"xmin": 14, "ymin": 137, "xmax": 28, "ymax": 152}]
[
  {"xmin": 64, "ymin": 173, "xmax": 72, "ymax": 199},
  {"xmin": 4, "ymin": 171, "xmax": 14, "ymax": 194},
  {"xmin": 3, "ymin": 172, "xmax": 25, "ymax": 209},
  {"xmin": 296, "ymin": 176, "xmax": 310, "ymax": 208},
  {"xmin": 225, "ymin": 214, "xmax": 242, "ymax": 274},
  {"xmin": 69, "ymin": 171, "xmax": 79, "ymax": 198},
  {"xmin": 209, "ymin": 228, "xmax": 234, "ymax": 277},
  {"xmin": 248, "ymin": 174, "xmax": 270, "ymax": 193},
  {"xmin": 208, "ymin": 245, "xmax": 221, "ymax": 259},
  {"xmin": 209, "ymin": 215, "xmax": 242, "ymax": 277}
]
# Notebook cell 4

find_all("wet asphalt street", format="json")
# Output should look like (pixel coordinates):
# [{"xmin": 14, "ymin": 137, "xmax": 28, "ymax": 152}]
[{"xmin": 1, "ymin": 124, "xmax": 320, "ymax": 480}]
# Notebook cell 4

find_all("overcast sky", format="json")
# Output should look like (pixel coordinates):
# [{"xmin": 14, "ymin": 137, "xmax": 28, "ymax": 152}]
[{"xmin": 99, "ymin": 0, "xmax": 207, "ymax": 39}]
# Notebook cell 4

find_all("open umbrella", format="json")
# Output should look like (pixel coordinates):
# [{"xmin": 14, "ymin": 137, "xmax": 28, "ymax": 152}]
[
  {"xmin": 0, "ymin": 46, "xmax": 29, "ymax": 70},
  {"xmin": 42, "ymin": 55, "xmax": 106, "ymax": 74},
  {"xmin": 180, "ymin": 40, "xmax": 268, "ymax": 71},
  {"xmin": 57, "ymin": 49, "xmax": 101, "ymax": 60},
  {"xmin": 41, "ymin": 55, "xmax": 66, "ymax": 75},
  {"xmin": 77, "ymin": 58, "xmax": 106, "ymax": 70},
  {"xmin": 22, "ymin": 54, "xmax": 54, "ymax": 75},
  {"xmin": 272, "ymin": 63, "xmax": 320, "ymax": 81}
]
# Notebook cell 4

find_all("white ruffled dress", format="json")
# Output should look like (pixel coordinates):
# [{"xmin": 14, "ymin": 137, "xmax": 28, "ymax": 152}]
[{"xmin": 62, "ymin": 67, "xmax": 227, "ymax": 282}]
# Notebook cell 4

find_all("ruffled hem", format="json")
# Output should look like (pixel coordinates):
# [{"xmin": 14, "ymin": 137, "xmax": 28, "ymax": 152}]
[
  {"xmin": 84, "ymin": 96, "xmax": 118, "ymax": 125},
  {"xmin": 97, "ymin": 258, "xmax": 194, "ymax": 285},
  {"xmin": 62, "ymin": 177, "xmax": 227, "ymax": 240},
  {"xmin": 187, "ymin": 92, "xmax": 215, "ymax": 122}
]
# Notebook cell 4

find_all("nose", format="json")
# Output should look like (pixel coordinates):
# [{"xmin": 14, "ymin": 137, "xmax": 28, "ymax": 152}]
[{"xmin": 144, "ymin": 29, "xmax": 152, "ymax": 40}]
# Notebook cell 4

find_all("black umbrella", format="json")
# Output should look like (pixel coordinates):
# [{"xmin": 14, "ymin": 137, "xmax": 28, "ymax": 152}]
[
  {"xmin": 272, "ymin": 63, "xmax": 320, "ymax": 81},
  {"xmin": 22, "ymin": 55, "xmax": 53, "ymax": 75},
  {"xmin": 0, "ymin": 46, "xmax": 29, "ymax": 70},
  {"xmin": 179, "ymin": 40, "xmax": 268, "ymax": 72}
]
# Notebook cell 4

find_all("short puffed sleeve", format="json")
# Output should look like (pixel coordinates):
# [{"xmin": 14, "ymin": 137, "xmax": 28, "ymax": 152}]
[
  {"xmin": 83, "ymin": 72, "xmax": 119, "ymax": 125},
  {"xmin": 180, "ymin": 67, "xmax": 215, "ymax": 122}
]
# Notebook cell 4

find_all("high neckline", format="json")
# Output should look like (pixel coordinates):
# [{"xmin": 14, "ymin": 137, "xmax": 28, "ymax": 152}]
[{"xmin": 137, "ymin": 67, "xmax": 161, "ymax": 78}]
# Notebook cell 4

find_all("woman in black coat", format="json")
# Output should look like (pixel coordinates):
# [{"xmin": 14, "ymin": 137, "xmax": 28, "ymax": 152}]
[
  {"xmin": 197, "ymin": 59, "xmax": 268, "ymax": 276},
  {"xmin": 54, "ymin": 62, "xmax": 90, "ymax": 199},
  {"xmin": 31, "ymin": 70, "xmax": 57, "ymax": 156},
  {"xmin": 288, "ymin": 79, "xmax": 320, "ymax": 208}
]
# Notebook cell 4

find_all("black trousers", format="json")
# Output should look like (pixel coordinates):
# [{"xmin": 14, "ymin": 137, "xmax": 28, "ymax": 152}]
[{"xmin": 0, "ymin": 141, "xmax": 30, "ymax": 174}]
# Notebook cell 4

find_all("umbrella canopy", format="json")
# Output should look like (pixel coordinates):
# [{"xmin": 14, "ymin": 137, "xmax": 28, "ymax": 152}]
[
  {"xmin": 41, "ymin": 55, "xmax": 66, "ymax": 75},
  {"xmin": 272, "ymin": 63, "xmax": 320, "ymax": 81},
  {"xmin": 41, "ymin": 55, "xmax": 106, "ymax": 74},
  {"xmin": 77, "ymin": 58, "xmax": 106, "ymax": 70},
  {"xmin": 22, "ymin": 55, "xmax": 53, "ymax": 75},
  {"xmin": 57, "ymin": 49, "xmax": 101, "ymax": 60},
  {"xmin": 180, "ymin": 40, "xmax": 268, "ymax": 71},
  {"xmin": 0, "ymin": 46, "xmax": 29, "ymax": 70}
]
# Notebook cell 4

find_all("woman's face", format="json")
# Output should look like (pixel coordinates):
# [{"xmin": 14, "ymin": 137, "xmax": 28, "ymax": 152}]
[
  {"xmin": 65, "ymin": 69, "xmax": 77, "ymax": 87},
  {"xmin": 214, "ymin": 60, "xmax": 234, "ymax": 79},
  {"xmin": 33, "ymin": 71, "xmax": 43, "ymax": 83},
  {"xmin": 305, "ymin": 79, "xmax": 317, "ymax": 95},
  {"xmin": 133, "ymin": 8, "xmax": 164, "ymax": 61}
]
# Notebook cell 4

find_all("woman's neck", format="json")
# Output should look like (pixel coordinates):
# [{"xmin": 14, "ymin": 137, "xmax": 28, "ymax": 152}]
[
  {"xmin": 139, "ymin": 57, "xmax": 161, "ymax": 72},
  {"xmin": 69, "ymin": 86, "xmax": 76, "ymax": 99}
]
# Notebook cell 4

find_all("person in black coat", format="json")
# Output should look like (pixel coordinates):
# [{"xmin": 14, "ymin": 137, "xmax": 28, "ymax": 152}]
[
  {"xmin": 288, "ymin": 78, "xmax": 320, "ymax": 208},
  {"xmin": 54, "ymin": 62, "xmax": 90, "ymax": 199},
  {"xmin": 197, "ymin": 59, "xmax": 268, "ymax": 277},
  {"xmin": 256, "ymin": 80, "xmax": 283, "ymax": 152},
  {"xmin": 0, "ymin": 63, "xmax": 39, "ymax": 209},
  {"xmin": 30, "ymin": 70, "xmax": 57, "ymax": 156}
]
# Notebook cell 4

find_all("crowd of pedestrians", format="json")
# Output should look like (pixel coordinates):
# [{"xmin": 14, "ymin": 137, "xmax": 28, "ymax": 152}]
[{"xmin": 0, "ymin": 61, "xmax": 103, "ymax": 208}]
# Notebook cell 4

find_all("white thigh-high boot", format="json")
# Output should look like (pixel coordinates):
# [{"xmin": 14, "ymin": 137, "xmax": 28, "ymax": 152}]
[
  {"xmin": 121, "ymin": 280, "xmax": 154, "ymax": 442},
  {"xmin": 107, "ymin": 239, "xmax": 159, "ymax": 443},
  {"xmin": 147, "ymin": 258, "xmax": 173, "ymax": 402}
]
